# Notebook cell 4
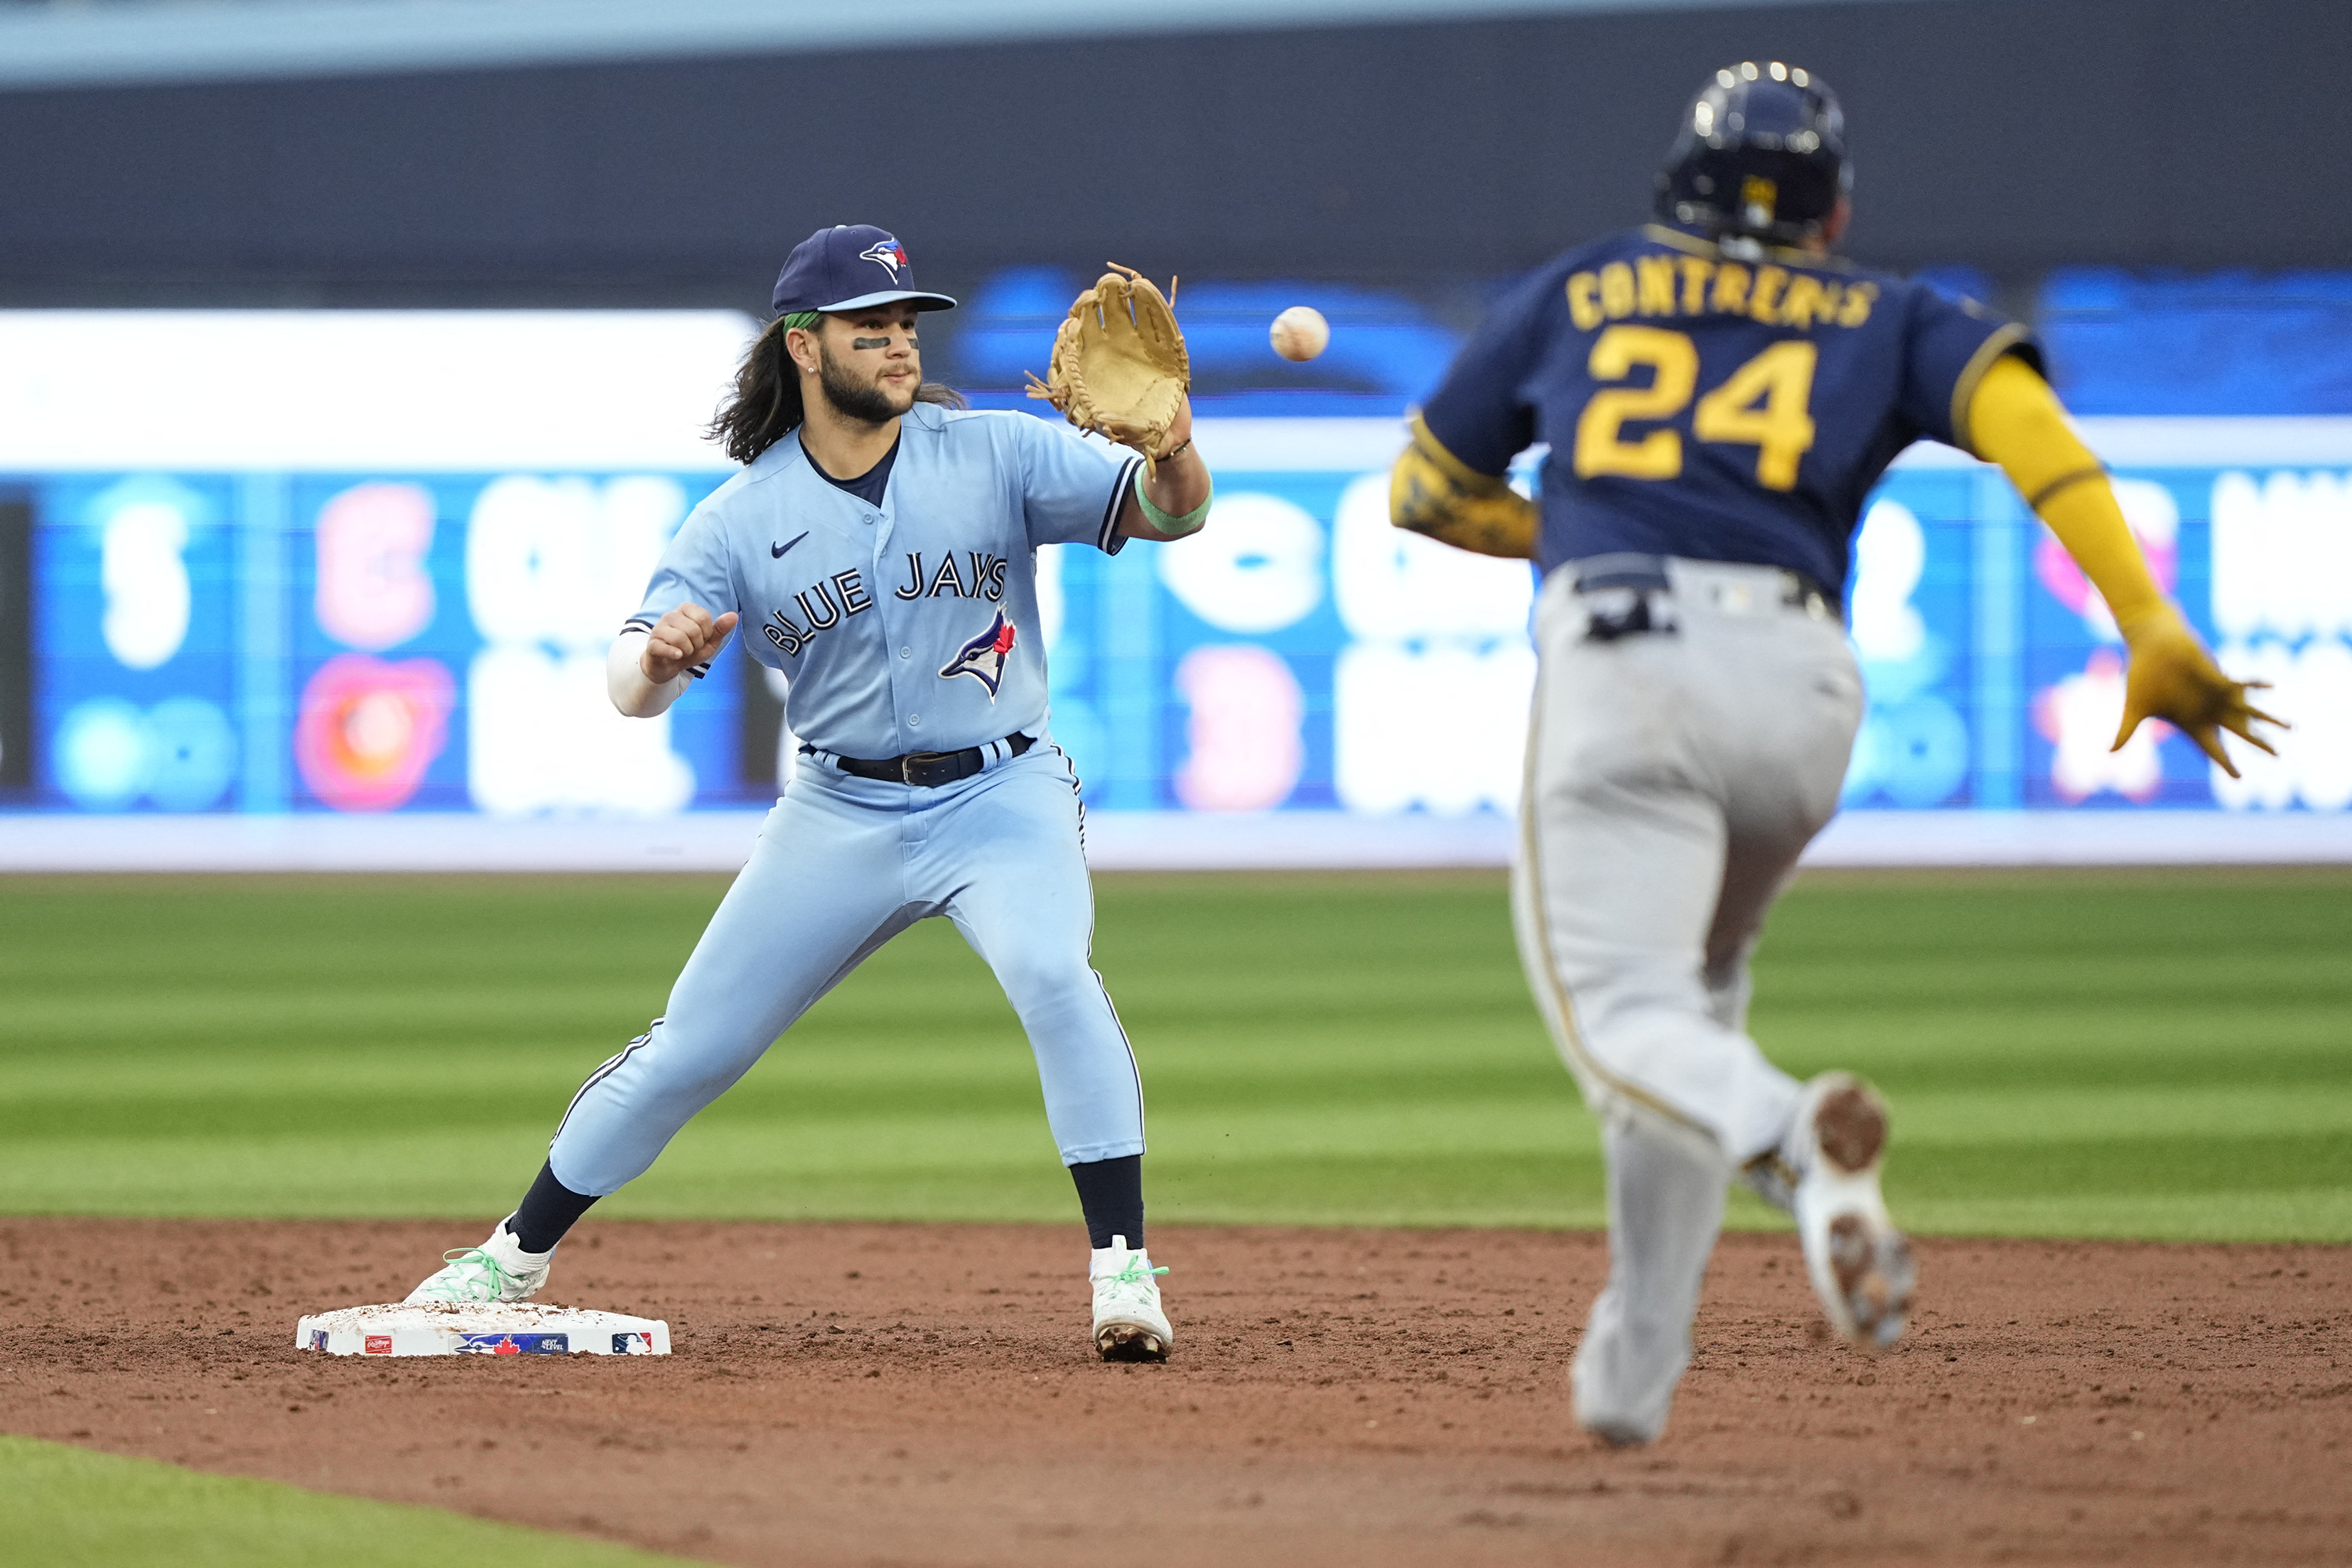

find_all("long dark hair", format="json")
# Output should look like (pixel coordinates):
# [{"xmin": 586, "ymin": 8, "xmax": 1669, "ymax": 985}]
[{"xmin": 708, "ymin": 313, "xmax": 969, "ymax": 466}]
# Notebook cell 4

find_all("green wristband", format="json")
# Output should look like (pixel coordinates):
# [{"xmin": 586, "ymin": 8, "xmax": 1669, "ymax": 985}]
[{"xmin": 1134, "ymin": 473, "xmax": 1212, "ymax": 538}]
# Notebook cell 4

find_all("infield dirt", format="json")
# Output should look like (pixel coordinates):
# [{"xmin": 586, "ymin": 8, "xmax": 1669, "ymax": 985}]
[{"xmin": 4, "ymin": 1218, "xmax": 2348, "ymax": 1566}]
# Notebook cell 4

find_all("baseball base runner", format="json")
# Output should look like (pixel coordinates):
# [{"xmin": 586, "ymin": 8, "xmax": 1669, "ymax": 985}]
[
  {"xmin": 1391, "ymin": 63, "xmax": 2282, "ymax": 1444},
  {"xmin": 406, "ymin": 225, "xmax": 1214, "ymax": 1363}
]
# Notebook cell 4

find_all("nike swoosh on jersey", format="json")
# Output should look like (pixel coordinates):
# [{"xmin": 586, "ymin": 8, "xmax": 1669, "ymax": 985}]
[{"xmin": 771, "ymin": 531, "xmax": 809, "ymax": 558}]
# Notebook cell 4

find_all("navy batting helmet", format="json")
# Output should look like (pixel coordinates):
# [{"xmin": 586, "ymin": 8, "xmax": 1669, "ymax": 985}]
[{"xmin": 1655, "ymin": 61, "xmax": 1850, "ymax": 247}]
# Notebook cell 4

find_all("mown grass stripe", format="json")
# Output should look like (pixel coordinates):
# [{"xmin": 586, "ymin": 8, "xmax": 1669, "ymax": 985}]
[
  {"xmin": 0, "ymin": 1434, "xmax": 696, "ymax": 1568},
  {"xmin": 0, "ymin": 869, "xmax": 2345, "ymax": 1241}
]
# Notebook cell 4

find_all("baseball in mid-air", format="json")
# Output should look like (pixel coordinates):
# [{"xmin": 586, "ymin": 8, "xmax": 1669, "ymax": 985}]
[{"xmin": 1270, "ymin": 306, "xmax": 1330, "ymax": 362}]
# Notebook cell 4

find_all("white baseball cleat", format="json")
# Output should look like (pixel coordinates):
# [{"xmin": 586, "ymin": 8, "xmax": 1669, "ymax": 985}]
[
  {"xmin": 1789, "ymin": 1074, "xmax": 1914, "ymax": 1352},
  {"xmin": 404, "ymin": 1218, "xmax": 556, "ymax": 1305},
  {"xmin": 1089, "ymin": 1236, "xmax": 1172, "ymax": 1362}
]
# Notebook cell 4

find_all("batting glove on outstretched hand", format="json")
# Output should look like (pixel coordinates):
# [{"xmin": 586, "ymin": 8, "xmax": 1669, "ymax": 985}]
[
  {"xmin": 2114, "ymin": 604, "xmax": 2285, "ymax": 777},
  {"xmin": 642, "ymin": 602, "xmax": 738, "ymax": 685}
]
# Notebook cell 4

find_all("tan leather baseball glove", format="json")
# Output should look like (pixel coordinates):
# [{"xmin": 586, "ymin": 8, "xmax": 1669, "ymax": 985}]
[{"xmin": 1026, "ymin": 264, "xmax": 1190, "ymax": 470}]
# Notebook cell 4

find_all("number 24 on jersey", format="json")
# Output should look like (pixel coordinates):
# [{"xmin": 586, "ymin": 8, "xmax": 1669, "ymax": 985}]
[{"xmin": 1573, "ymin": 326, "xmax": 1818, "ymax": 492}]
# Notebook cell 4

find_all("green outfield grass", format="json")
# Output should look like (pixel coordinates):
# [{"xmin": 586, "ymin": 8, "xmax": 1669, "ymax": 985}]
[
  {"xmin": 0, "ymin": 1434, "xmax": 694, "ymax": 1567},
  {"xmin": 1, "ymin": 867, "xmax": 2347, "ymax": 1240}
]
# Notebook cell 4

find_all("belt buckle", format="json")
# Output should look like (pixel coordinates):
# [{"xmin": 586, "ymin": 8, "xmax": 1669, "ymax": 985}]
[
  {"xmin": 900, "ymin": 750, "xmax": 951, "ymax": 787},
  {"xmin": 1780, "ymin": 571, "xmax": 1833, "ymax": 620}
]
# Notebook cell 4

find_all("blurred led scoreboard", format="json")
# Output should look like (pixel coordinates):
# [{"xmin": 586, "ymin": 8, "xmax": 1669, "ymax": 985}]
[
  {"xmin": 0, "ymin": 312, "xmax": 753, "ymax": 821},
  {"xmin": 1, "ymin": 312, "xmax": 2347, "ymax": 855}
]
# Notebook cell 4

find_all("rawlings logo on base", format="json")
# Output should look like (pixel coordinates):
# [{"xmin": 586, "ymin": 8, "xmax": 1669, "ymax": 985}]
[{"xmin": 363, "ymin": 1334, "xmax": 393, "ymax": 1355}]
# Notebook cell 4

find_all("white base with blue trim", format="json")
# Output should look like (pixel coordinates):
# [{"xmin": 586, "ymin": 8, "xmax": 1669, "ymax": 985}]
[{"xmin": 295, "ymin": 1301, "xmax": 670, "ymax": 1357}]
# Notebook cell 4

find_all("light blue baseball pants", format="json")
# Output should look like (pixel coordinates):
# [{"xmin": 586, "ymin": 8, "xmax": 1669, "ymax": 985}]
[{"xmin": 546, "ymin": 742, "xmax": 1145, "ymax": 1196}]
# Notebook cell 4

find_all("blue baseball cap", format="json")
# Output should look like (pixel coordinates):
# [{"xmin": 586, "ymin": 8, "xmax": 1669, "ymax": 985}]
[{"xmin": 770, "ymin": 225, "xmax": 957, "ymax": 315}]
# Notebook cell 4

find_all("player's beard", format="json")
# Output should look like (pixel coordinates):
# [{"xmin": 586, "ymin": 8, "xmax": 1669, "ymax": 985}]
[{"xmin": 817, "ymin": 340, "xmax": 916, "ymax": 426}]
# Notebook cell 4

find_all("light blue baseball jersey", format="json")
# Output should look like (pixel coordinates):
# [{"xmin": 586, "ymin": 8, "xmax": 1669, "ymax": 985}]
[{"xmin": 627, "ymin": 402, "xmax": 1141, "ymax": 759}]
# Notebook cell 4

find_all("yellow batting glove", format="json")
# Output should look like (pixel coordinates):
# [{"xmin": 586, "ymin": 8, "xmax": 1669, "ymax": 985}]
[{"xmin": 2113, "ymin": 605, "xmax": 2286, "ymax": 778}]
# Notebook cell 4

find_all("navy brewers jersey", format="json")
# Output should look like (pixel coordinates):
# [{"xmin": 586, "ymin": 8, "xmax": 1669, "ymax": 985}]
[
  {"xmin": 1420, "ymin": 224, "xmax": 2039, "ymax": 590},
  {"xmin": 630, "ymin": 402, "xmax": 1140, "ymax": 759}
]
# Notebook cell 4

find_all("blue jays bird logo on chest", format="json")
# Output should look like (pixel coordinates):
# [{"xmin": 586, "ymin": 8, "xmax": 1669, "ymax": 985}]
[{"xmin": 940, "ymin": 611, "xmax": 1018, "ymax": 700}]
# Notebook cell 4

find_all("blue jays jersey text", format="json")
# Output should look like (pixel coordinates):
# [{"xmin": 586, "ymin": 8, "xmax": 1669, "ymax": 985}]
[
  {"xmin": 1420, "ymin": 224, "xmax": 2039, "ymax": 589},
  {"xmin": 630, "ymin": 404, "xmax": 1139, "ymax": 759}
]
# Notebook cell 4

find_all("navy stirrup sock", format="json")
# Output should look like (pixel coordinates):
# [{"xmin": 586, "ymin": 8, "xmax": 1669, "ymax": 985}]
[
  {"xmin": 1069, "ymin": 1154, "xmax": 1144, "ymax": 1250},
  {"xmin": 506, "ymin": 1161, "xmax": 600, "ymax": 1253}
]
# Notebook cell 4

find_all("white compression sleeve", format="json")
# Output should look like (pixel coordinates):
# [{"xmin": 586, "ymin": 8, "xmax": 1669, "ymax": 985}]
[{"xmin": 607, "ymin": 629, "xmax": 690, "ymax": 718}]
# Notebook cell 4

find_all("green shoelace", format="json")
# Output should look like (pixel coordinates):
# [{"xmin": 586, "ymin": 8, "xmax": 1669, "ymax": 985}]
[
  {"xmin": 1103, "ymin": 1255, "xmax": 1168, "ymax": 1289},
  {"xmin": 426, "ymin": 1246, "xmax": 514, "ymax": 1299}
]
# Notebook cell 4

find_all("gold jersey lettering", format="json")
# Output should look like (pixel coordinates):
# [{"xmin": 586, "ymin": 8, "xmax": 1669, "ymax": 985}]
[
  {"xmin": 1636, "ymin": 255, "xmax": 1678, "ymax": 316},
  {"xmin": 1600, "ymin": 261, "xmax": 1636, "ymax": 319},
  {"xmin": 1710, "ymin": 263, "xmax": 1751, "ymax": 315},
  {"xmin": 1567, "ymin": 271, "xmax": 1602, "ymax": 330},
  {"xmin": 1837, "ymin": 281, "xmax": 1879, "ymax": 328},
  {"xmin": 1678, "ymin": 257, "xmax": 1714, "ymax": 315},
  {"xmin": 1777, "ymin": 274, "xmax": 1830, "ymax": 329},
  {"xmin": 1747, "ymin": 266, "xmax": 1789, "ymax": 325}
]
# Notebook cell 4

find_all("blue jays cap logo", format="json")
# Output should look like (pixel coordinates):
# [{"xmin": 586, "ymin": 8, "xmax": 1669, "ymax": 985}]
[
  {"xmin": 772, "ymin": 224, "xmax": 956, "ymax": 315},
  {"xmin": 939, "ymin": 610, "xmax": 1017, "ymax": 701}
]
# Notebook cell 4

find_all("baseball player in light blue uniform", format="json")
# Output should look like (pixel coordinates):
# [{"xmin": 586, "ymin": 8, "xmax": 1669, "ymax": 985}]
[{"xmin": 409, "ymin": 225, "xmax": 1213, "ymax": 1361}]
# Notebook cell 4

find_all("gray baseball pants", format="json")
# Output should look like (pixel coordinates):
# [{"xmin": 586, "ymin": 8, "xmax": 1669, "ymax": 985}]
[{"xmin": 1511, "ymin": 554, "xmax": 1863, "ymax": 1442}]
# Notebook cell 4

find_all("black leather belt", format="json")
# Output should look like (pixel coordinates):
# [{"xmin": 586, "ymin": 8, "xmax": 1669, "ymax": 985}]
[{"xmin": 817, "ymin": 731, "xmax": 1032, "ymax": 787}]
